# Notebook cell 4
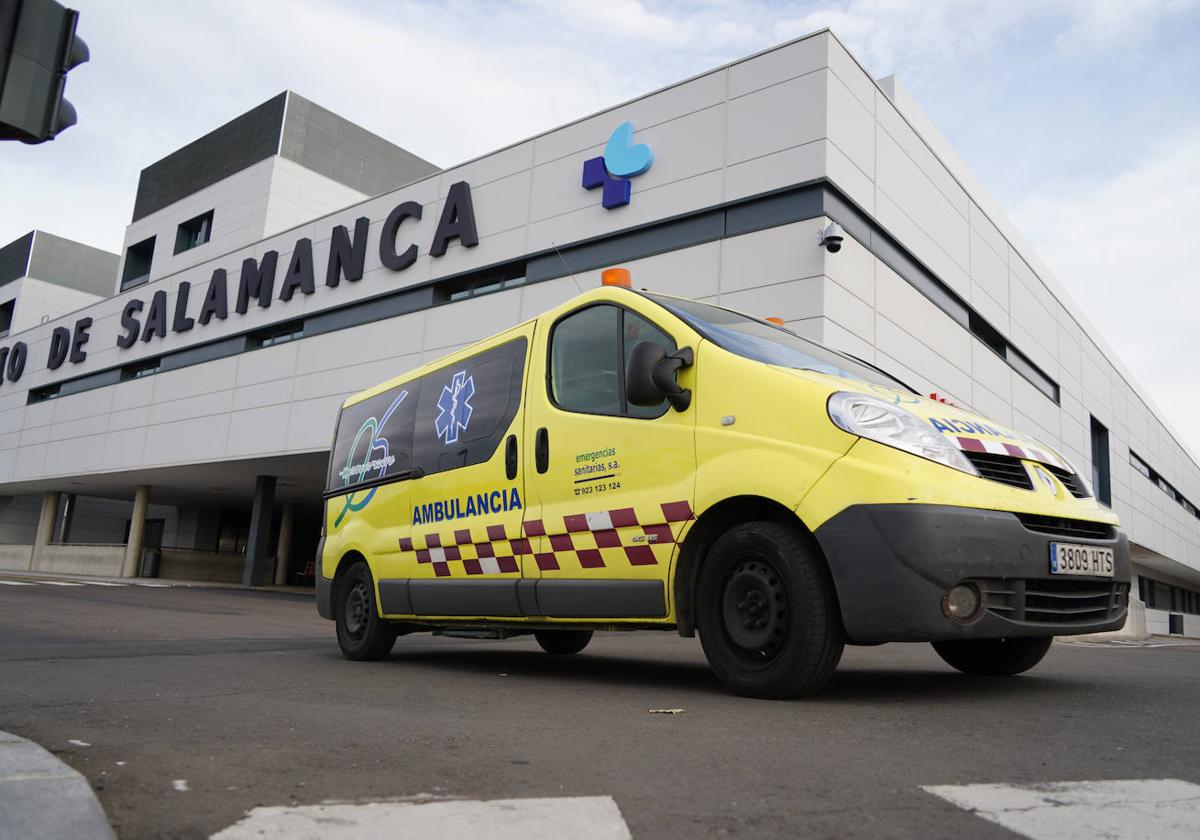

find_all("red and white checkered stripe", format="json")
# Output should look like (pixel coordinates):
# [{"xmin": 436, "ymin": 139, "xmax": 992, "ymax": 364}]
[
  {"xmin": 397, "ymin": 500, "xmax": 694, "ymax": 578},
  {"xmin": 953, "ymin": 436, "xmax": 1067, "ymax": 471}
]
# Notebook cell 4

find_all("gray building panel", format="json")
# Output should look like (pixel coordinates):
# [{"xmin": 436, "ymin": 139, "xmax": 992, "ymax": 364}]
[
  {"xmin": 131, "ymin": 93, "xmax": 288, "ymax": 222},
  {"xmin": 0, "ymin": 232, "xmax": 34, "ymax": 286},
  {"xmin": 27, "ymin": 231, "xmax": 119, "ymax": 296},
  {"xmin": 279, "ymin": 93, "xmax": 439, "ymax": 197}
]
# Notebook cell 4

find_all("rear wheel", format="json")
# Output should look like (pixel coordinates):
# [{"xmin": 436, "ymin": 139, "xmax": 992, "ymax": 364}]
[
  {"xmin": 335, "ymin": 562, "xmax": 397, "ymax": 661},
  {"xmin": 534, "ymin": 629, "xmax": 593, "ymax": 655},
  {"xmin": 932, "ymin": 636, "xmax": 1052, "ymax": 676},
  {"xmin": 697, "ymin": 521, "xmax": 843, "ymax": 698}
]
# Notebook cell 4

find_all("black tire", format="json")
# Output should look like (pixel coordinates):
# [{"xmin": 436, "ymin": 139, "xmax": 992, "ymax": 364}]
[
  {"xmin": 932, "ymin": 636, "xmax": 1053, "ymax": 676},
  {"xmin": 697, "ymin": 521, "xmax": 844, "ymax": 699},
  {"xmin": 335, "ymin": 562, "xmax": 397, "ymax": 661},
  {"xmin": 534, "ymin": 629, "xmax": 593, "ymax": 655}
]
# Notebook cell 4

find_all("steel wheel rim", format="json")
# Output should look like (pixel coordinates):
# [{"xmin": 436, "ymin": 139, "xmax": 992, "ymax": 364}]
[
  {"xmin": 721, "ymin": 557, "xmax": 788, "ymax": 663},
  {"xmin": 344, "ymin": 580, "xmax": 370, "ymax": 640}
]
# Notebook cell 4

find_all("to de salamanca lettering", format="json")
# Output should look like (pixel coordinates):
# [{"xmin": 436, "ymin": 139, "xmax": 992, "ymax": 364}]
[{"xmin": 412, "ymin": 487, "xmax": 522, "ymax": 525}]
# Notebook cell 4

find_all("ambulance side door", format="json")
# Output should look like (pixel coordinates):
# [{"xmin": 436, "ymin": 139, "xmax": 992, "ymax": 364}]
[
  {"xmin": 400, "ymin": 328, "xmax": 533, "ymax": 619},
  {"xmin": 522, "ymin": 301, "xmax": 697, "ymax": 620}
]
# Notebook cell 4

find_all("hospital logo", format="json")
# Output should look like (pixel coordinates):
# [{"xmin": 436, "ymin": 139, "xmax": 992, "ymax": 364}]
[
  {"xmin": 581, "ymin": 121, "xmax": 654, "ymax": 209},
  {"xmin": 435, "ymin": 370, "xmax": 475, "ymax": 445}
]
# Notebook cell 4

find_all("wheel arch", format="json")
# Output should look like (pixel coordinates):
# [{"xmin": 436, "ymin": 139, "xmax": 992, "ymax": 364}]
[{"xmin": 673, "ymin": 495, "xmax": 838, "ymax": 637}]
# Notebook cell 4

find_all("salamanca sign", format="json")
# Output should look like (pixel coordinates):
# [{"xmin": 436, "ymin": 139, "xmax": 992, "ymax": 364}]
[{"xmin": 0, "ymin": 181, "xmax": 479, "ymax": 387}]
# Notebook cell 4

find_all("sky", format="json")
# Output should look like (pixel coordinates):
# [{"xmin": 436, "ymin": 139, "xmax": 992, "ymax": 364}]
[{"xmin": 2, "ymin": 0, "xmax": 1198, "ymax": 455}]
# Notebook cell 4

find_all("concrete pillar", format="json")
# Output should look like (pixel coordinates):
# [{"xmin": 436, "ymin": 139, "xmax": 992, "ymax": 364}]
[
  {"xmin": 242, "ymin": 475, "xmax": 276, "ymax": 587},
  {"xmin": 121, "ymin": 485, "xmax": 151, "ymax": 578},
  {"xmin": 31, "ymin": 491, "xmax": 60, "ymax": 571},
  {"xmin": 273, "ymin": 502, "xmax": 294, "ymax": 586}
]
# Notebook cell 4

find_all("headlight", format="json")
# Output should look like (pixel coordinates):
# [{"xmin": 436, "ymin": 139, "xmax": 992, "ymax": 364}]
[{"xmin": 827, "ymin": 392, "xmax": 979, "ymax": 476}]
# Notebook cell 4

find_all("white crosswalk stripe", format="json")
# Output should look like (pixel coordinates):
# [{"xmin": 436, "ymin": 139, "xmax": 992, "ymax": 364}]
[
  {"xmin": 924, "ymin": 779, "xmax": 1200, "ymax": 839},
  {"xmin": 212, "ymin": 796, "xmax": 632, "ymax": 840}
]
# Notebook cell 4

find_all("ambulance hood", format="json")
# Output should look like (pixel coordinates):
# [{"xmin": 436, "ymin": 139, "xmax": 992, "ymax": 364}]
[{"xmin": 778, "ymin": 367, "xmax": 1073, "ymax": 472}]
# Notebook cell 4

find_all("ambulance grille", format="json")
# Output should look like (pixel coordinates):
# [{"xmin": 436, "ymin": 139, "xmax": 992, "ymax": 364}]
[
  {"xmin": 964, "ymin": 452, "xmax": 1034, "ymax": 491},
  {"xmin": 1046, "ymin": 465, "xmax": 1090, "ymax": 498},
  {"xmin": 1014, "ymin": 513, "xmax": 1114, "ymax": 541},
  {"xmin": 981, "ymin": 579, "xmax": 1128, "ymax": 625}
]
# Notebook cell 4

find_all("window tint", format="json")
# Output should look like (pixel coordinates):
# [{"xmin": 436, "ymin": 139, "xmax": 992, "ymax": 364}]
[
  {"xmin": 327, "ymin": 382, "xmax": 418, "ymax": 493},
  {"xmin": 551, "ymin": 305, "xmax": 622, "ymax": 414},
  {"xmin": 410, "ymin": 337, "xmax": 527, "ymax": 477},
  {"xmin": 550, "ymin": 304, "xmax": 676, "ymax": 418}
]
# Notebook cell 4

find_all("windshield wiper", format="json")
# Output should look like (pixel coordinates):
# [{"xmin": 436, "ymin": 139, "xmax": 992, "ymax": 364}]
[{"xmin": 838, "ymin": 352, "xmax": 918, "ymax": 395}]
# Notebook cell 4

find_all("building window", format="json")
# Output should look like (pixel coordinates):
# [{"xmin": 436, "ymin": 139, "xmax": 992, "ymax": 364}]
[
  {"xmin": 1090, "ymin": 416, "xmax": 1111, "ymax": 506},
  {"xmin": 1130, "ymin": 451, "xmax": 1151, "ymax": 479},
  {"xmin": 121, "ymin": 358, "xmax": 161, "ymax": 381},
  {"xmin": 441, "ymin": 262, "xmax": 527, "ymax": 303},
  {"xmin": 121, "ymin": 236, "xmax": 156, "ymax": 291},
  {"xmin": 0, "ymin": 299, "xmax": 13, "ymax": 337},
  {"xmin": 28, "ymin": 384, "xmax": 60, "ymax": 404},
  {"xmin": 251, "ymin": 319, "xmax": 304, "ymax": 348},
  {"xmin": 174, "ymin": 210, "xmax": 214, "ymax": 255}
]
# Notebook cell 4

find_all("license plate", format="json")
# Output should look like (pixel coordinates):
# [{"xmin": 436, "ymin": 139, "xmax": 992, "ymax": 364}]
[{"xmin": 1050, "ymin": 542, "xmax": 1114, "ymax": 577}]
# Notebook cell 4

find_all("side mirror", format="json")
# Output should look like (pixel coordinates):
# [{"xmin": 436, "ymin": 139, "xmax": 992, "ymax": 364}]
[{"xmin": 626, "ymin": 342, "xmax": 694, "ymax": 412}]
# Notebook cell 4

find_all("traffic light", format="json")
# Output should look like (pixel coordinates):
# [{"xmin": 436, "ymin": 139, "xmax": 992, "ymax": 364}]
[{"xmin": 0, "ymin": 0, "xmax": 88, "ymax": 143}]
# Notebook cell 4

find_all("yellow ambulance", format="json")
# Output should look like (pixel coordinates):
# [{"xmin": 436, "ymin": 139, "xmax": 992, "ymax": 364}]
[{"xmin": 316, "ymin": 268, "xmax": 1129, "ymax": 698}]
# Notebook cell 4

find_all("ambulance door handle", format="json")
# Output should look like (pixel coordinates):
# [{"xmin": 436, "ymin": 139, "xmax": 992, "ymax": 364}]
[
  {"xmin": 505, "ymin": 435, "xmax": 518, "ymax": 480},
  {"xmin": 535, "ymin": 427, "xmax": 549, "ymax": 474}
]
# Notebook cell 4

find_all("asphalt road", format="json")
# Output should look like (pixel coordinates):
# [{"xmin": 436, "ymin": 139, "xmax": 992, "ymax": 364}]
[{"xmin": 1, "ymin": 577, "xmax": 1198, "ymax": 839}]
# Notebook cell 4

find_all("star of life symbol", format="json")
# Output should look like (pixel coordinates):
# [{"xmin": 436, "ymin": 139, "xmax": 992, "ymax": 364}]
[{"xmin": 435, "ymin": 370, "xmax": 475, "ymax": 445}]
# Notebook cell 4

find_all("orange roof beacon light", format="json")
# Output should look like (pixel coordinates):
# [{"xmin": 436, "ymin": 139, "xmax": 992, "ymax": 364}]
[
  {"xmin": 601, "ymin": 267, "xmax": 632, "ymax": 288},
  {"xmin": 765, "ymin": 317, "xmax": 785, "ymax": 326}
]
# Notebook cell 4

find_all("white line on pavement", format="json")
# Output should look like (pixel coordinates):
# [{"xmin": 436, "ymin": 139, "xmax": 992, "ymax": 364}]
[
  {"xmin": 924, "ymin": 779, "xmax": 1200, "ymax": 839},
  {"xmin": 34, "ymin": 580, "xmax": 85, "ymax": 586},
  {"xmin": 79, "ymin": 581, "xmax": 128, "ymax": 587},
  {"xmin": 0, "ymin": 580, "xmax": 34, "ymax": 586},
  {"xmin": 211, "ymin": 796, "xmax": 632, "ymax": 840}
]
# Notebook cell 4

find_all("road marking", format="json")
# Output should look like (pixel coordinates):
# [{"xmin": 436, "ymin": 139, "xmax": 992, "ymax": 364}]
[
  {"xmin": 173, "ymin": 779, "xmax": 189, "ymax": 792},
  {"xmin": 35, "ymin": 580, "xmax": 85, "ymax": 586},
  {"xmin": 0, "ymin": 580, "xmax": 34, "ymax": 586},
  {"xmin": 924, "ymin": 779, "xmax": 1200, "ymax": 839},
  {"xmin": 80, "ymin": 581, "xmax": 128, "ymax": 587},
  {"xmin": 211, "ymin": 796, "xmax": 632, "ymax": 839}
]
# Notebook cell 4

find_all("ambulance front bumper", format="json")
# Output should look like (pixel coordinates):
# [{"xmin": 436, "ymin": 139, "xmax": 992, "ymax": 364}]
[{"xmin": 812, "ymin": 504, "xmax": 1131, "ymax": 643}]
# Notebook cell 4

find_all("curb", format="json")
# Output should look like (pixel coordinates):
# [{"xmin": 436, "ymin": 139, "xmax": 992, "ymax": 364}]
[{"xmin": 0, "ymin": 731, "xmax": 115, "ymax": 840}]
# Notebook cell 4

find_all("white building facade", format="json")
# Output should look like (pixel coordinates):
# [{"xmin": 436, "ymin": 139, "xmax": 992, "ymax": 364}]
[{"xmin": 0, "ymin": 31, "xmax": 1196, "ymax": 634}]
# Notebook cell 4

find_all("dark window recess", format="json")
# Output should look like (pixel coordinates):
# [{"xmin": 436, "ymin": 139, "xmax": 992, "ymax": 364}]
[
  {"xmin": 969, "ymin": 312, "xmax": 1006, "ymax": 356},
  {"xmin": 1090, "ymin": 417, "xmax": 1111, "ymax": 506},
  {"xmin": 1140, "ymin": 575, "xmax": 1200, "ymax": 616},
  {"xmin": 252, "ymin": 319, "xmax": 304, "ymax": 348},
  {"xmin": 0, "ymin": 299, "xmax": 13, "ymax": 336},
  {"xmin": 174, "ymin": 210, "xmax": 214, "ymax": 255},
  {"xmin": 28, "ymin": 384, "xmax": 60, "ymax": 404},
  {"xmin": 121, "ymin": 358, "xmax": 161, "ymax": 381},
  {"xmin": 439, "ymin": 262, "xmax": 527, "ymax": 303},
  {"xmin": 121, "ymin": 236, "xmax": 156, "ymax": 291},
  {"xmin": 1130, "ymin": 451, "xmax": 1151, "ymax": 479},
  {"xmin": 1129, "ymin": 450, "xmax": 1200, "ymax": 521}
]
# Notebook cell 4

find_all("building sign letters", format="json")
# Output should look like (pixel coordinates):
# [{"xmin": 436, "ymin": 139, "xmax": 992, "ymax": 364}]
[{"xmin": 0, "ymin": 181, "xmax": 479, "ymax": 387}]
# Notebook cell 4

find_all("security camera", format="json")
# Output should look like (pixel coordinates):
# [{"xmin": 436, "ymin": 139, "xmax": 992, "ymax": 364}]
[{"xmin": 818, "ymin": 221, "xmax": 845, "ymax": 253}]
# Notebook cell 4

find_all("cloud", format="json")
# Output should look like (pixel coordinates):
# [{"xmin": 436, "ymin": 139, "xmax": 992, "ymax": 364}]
[{"xmin": 1011, "ymin": 126, "xmax": 1200, "ymax": 458}]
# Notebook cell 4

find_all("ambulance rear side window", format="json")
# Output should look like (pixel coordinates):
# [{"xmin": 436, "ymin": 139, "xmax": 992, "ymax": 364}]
[{"xmin": 327, "ymin": 383, "xmax": 418, "ymax": 493}]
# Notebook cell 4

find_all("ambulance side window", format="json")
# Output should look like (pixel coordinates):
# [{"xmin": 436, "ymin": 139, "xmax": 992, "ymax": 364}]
[{"xmin": 550, "ymin": 304, "xmax": 675, "ymax": 418}]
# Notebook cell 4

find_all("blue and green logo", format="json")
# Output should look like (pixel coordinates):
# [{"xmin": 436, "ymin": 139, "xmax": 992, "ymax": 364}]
[
  {"xmin": 334, "ymin": 389, "xmax": 409, "ymax": 527},
  {"xmin": 582, "ymin": 121, "xmax": 654, "ymax": 209}
]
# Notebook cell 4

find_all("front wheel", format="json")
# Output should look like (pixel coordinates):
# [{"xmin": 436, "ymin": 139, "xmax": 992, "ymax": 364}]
[
  {"xmin": 534, "ymin": 629, "xmax": 593, "ymax": 655},
  {"xmin": 932, "ymin": 636, "xmax": 1052, "ymax": 676},
  {"xmin": 336, "ymin": 562, "xmax": 397, "ymax": 661},
  {"xmin": 697, "ymin": 522, "xmax": 844, "ymax": 699}
]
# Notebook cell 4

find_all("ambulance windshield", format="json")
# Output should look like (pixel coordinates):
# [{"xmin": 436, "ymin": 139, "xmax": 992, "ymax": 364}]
[{"xmin": 642, "ymin": 293, "xmax": 915, "ymax": 393}]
